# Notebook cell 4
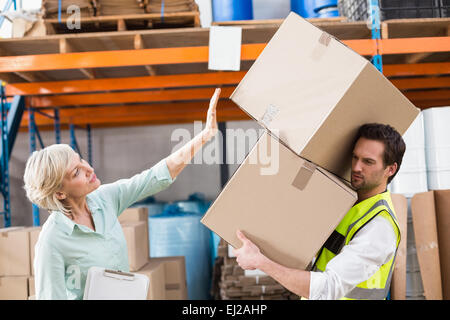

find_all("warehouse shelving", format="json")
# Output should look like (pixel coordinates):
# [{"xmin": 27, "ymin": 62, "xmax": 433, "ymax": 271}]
[
  {"xmin": 0, "ymin": 16, "xmax": 449, "ymax": 227},
  {"xmin": 0, "ymin": 18, "xmax": 448, "ymax": 130}
]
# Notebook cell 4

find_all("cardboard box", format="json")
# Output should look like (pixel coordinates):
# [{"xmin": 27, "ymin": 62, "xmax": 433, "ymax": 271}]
[
  {"xmin": 0, "ymin": 227, "xmax": 31, "ymax": 276},
  {"xmin": 201, "ymin": 132, "xmax": 357, "ymax": 270},
  {"xmin": 121, "ymin": 221, "xmax": 149, "ymax": 272},
  {"xmin": 135, "ymin": 260, "xmax": 166, "ymax": 300},
  {"xmin": 118, "ymin": 207, "xmax": 148, "ymax": 224},
  {"xmin": 119, "ymin": 207, "xmax": 150, "ymax": 256},
  {"xmin": 29, "ymin": 227, "xmax": 42, "ymax": 276},
  {"xmin": 150, "ymin": 256, "xmax": 188, "ymax": 300},
  {"xmin": 411, "ymin": 190, "xmax": 450, "ymax": 300},
  {"xmin": 28, "ymin": 276, "xmax": 35, "ymax": 297},
  {"xmin": 230, "ymin": 12, "xmax": 419, "ymax": 180},
  {"xmin": 0, "ymin": 276, "xmax": 29, "ymax": 300},
  {"xmin": 390, "ymin": 194, "xmax": 407, "ymax": 300},
  {"xmin": 165, "ymin": 288, "xmax": 187, "ymax": 300}
]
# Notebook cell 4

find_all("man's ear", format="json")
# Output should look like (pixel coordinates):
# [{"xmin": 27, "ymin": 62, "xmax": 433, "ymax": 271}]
[
  {"xmin": 386, "ymin": 162, "xmax": 398, "ymax": 179},
  {"xmin": 55, "ymin": 191, "xmax": 66, "ymax": 200}
]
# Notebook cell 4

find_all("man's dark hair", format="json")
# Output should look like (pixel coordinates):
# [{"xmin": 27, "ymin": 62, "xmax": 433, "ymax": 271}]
[{"xmin": 354, "ymin": 123, "xmax": 406, "ymax": 184}]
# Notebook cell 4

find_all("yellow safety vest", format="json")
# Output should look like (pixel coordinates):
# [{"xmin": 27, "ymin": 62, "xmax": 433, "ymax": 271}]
[{"xmin": 311, "ymin": 191, "xmax": 401, "ymax": 300}]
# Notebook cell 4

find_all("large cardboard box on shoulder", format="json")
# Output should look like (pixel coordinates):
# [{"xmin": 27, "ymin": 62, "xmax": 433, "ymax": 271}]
[
  {"xmin": 201, "ymin": 12, "xmax": 419, "ymax": 270},
  {"xmin": 203, "ymin": 132, "xmax": 357, "ymax": 269},
  {"xmin": 230, "ymin": 12, "xmax": 419, "ymax": 181}
]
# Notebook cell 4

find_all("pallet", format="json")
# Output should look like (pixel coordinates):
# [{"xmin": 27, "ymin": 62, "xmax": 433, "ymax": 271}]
[
  {"xmin": 212, "ymin": 17, "xmax": 348, "ymax": 26},
  {"xmin": 43, "ymin": 11, "xmax": 201, "ymax": 34}
]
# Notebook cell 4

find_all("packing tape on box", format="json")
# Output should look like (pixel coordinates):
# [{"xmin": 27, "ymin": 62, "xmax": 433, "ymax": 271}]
[
  {"xmin": 319, "ymin": 32, "xmax": 332, "ymax": 47},
  {"xmin": 166, "ymin": 283, "xmax": 180, "ymax": 290},
  {"xmin": 312, "ymin": 32, "xmax": 333, "ymax": 61},
  {"xmin": 292, "ymin": 161, "xmax": 317, "ymax": 191},
  {"xmin": 260, "ymin": 104, "xmax": 280, "ymax": 127}
]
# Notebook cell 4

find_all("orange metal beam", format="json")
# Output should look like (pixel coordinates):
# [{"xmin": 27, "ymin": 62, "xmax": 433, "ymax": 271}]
[
  {"xmin": 30, "ymin": 87, "xmax": 237, "ymax": 108},
  {"xmin": 380, "ymin": 37, "xmax": 450, "ymax": 55},
  {"xmin": 0, "ymin": 45, "xmax": 262, "ymax": 73},
  {"xmin": 384, "ymin": 62, "xmax": 450, "ymax": 77},
  {"xmin": 0, "ymin": 39, "xmax": 381, "ymax": 73},
  {"xmin": 6, "ymin": 72, "xmax": 245, "ymax": 96},
  {"xmin": 21, "ymin": 100, "xmax": 248, "ymax": 128},
  {"xmin": 412, "ymin": 99, "xmax": 450, "ymax": 109},
  {"xmin": 405, "ymin": 89, "xmax": 450, "ymax": 101},
  {"xmin": 391, "ymin": 77, "xmax": 450, "ymax": 90}
]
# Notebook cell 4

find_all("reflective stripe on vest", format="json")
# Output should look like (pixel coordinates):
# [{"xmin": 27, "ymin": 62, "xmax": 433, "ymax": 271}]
[{"xmin": 312, "ymin": 192, "xmax": 401, "ymax": 300}]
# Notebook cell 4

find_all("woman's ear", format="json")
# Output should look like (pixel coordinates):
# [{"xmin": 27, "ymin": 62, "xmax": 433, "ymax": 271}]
[{"xmin": 55, "ymin": 191, "xmax": 66, "ymax": 200}]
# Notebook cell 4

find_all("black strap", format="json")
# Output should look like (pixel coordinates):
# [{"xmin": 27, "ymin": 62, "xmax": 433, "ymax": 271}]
[{"xmin": 322, "ymin": 230, "xmax": 346, "ymax": 255}]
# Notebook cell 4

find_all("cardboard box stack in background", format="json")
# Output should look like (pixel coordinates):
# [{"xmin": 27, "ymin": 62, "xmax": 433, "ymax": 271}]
[
  {"xmin": 135, "ymin": 260, "xmax": 166, "ymax": 300},
  {"xmin": 151, "ymin": 256, "xmax": 188, "ymax": 300},
  {"xmin": 0, "ymin": 226, "xmax": 41, "ymax": 300},
  {"xmin": 213, "ymin": 240, "xmax": 299, "ymax": 300},
  {"xmin": 201, "ymin": 12, "xmax": 419, "ymax": 273},
  {"xmin": 121, "ymin": 221, "xmax": 149, "ymax": 272},
  {"xmin": 119, "ymin": 207, "xmax": 150, "ymax": 270},
  {"xmin": 120, "ymin": 208, "xmax": 188, "ymax": 300}
]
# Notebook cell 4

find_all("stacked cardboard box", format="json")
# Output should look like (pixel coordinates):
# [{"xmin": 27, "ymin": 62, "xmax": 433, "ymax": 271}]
[
  {"xmin": 214, "ymin": 240, "xmax": 299, "ymax": 300},
  {"xmin": 201, "ymin": 12, "xmax": 419, "ymax": 272},
  {"xmin": 151, "ymin": 256, "xmax": 188, "ymax": 299},
  {"xmin": 0, "ymin": 226, "xmax": 41, "ymax": 300},
  {"xmin": 120, "ymin": 208, "xmax": 188, "ymax": 300},
  {"xmin": 119, "ymin": 207, "xmax": 150, "ymax": 268}
]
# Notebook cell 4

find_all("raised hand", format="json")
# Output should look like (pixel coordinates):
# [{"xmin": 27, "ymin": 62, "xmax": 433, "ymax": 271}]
[{"xmin": 203, "ymin": 88, "xmax": 221, "ymax": 141}]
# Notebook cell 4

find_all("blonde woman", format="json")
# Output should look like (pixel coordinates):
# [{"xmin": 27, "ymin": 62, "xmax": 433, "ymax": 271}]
[{"xmin": 23, "ymin": 89, "xmax": 221, "ymax": 300}]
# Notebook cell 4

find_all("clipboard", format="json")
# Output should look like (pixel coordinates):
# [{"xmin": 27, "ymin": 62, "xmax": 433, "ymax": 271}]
[{"xmin": 83, "ymin": 266, "xmax": 149, "ymax": 300}]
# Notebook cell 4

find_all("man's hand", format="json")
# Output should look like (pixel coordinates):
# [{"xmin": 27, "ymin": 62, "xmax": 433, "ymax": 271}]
[
  {"xmin": 203, "ymin": 88, "xmax": 221, "ymax": 141},
  {"xmin": 233, "ymin": 230, "xmax": 265, "ymax": 270}
]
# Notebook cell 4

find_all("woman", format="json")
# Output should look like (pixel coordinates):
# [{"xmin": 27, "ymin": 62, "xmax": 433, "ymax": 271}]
[{"xmin": 23, "ymin": 89, "xmax": 221, "ymax": 300}]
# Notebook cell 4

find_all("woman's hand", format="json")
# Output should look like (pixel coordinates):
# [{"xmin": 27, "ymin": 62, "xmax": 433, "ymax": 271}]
[{"xmin": 202, "ymin": 88, "xmax": 221, "ymax": 141}]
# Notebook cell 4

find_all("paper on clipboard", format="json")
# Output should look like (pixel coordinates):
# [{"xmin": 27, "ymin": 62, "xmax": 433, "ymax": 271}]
[
  {"xmin": 208, "ymin": 26, "xmax": 242, "ymax": 71},
  {"xmin": 83, "ymin": 267, "xmax": 149, "ymax": 300}
]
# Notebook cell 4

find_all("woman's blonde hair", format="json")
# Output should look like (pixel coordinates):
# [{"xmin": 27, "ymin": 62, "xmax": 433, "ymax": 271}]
[{"xmin": 23, "ymin": 144, "xmax": 75, "ymax": 214}]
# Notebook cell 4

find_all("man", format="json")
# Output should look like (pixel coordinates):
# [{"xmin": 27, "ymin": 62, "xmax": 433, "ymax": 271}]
[{"xmin": 234, "ymin": 123, "xmax": 405, "ymax": 300}]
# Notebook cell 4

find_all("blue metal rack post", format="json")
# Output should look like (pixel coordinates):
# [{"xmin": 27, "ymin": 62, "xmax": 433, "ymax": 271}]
[
  {"xmin": 87, "ymin": 124, "xmax": 92, "ymax": 165},
  {"xmin": 0, "ymin": 84, "xmax": 11, "ymax": 227},
  {"xmin": 369, "ymin": 0, "xmax": 383, "ymax": 73},
  {"xmin": 0, "ymin": 0, "xmax": 17, "ymax": 30},
  {"xmin": 27, "ymin": 108, "xmax": 41, "ymax": 226},
  {"xmin": 69, "ymin": 123, "xmax": 81, "ymax": 155},
  {"xmin": 54, "ymin": 108, "xmax": 61, "ymax": 144}
]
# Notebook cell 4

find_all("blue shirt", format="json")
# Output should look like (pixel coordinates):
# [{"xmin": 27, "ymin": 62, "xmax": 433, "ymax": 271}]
[{"xmin": 34, "ymin": 159, "xmax": 174, "ymax": 300}]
